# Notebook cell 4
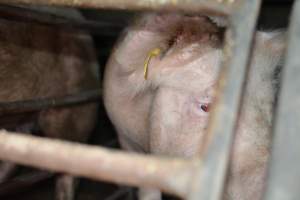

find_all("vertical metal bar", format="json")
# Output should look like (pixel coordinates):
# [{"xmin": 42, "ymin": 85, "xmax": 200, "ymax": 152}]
[
  {"xmin": 188, "ymin": 0, "xmax": 261, "ymax": 199},
  {"xmin": 264, "ymin": 1, "xmax": 300, "ymax": 199}
]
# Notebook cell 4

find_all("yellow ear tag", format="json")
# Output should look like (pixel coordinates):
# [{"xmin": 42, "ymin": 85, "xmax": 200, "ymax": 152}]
[{"xmin": 144, "ymin": 48, "xmax": 161, "ymax": 80}]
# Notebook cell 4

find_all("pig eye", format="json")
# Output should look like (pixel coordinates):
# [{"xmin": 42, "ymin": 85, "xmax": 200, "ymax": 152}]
[
  {"xmin": 193, "ymin": 102, "xmax": 211, "ymax": 117},
  {"xmin": 200, "ymin": 104, "xmax": 210, "ymax": 112}
]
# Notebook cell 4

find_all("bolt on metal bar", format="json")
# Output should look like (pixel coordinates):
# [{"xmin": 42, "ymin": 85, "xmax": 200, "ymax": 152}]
[
  {"xmin": 0, "ymin": 0, "xmax": 232, "ymax": 16},
  {"xmin": 0, "ymin": 89, "xmax": 101, "ymax": 115},
  {"xmin": 264, "ymin": 1, "xmax": 300, "ymax": 199},
  {"xmin": 0, "ymin": 130, "xmax": 199, "ymax": 198},
  {"xmin": 188, "ymin": 0, "xmax": 262, "ymax": 200}
]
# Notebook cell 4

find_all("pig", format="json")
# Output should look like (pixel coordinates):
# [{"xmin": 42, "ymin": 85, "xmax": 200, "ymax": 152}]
[
  {"xmin": 0, "ymin": 8, "xmax": 99, "ymax": 200},
  {"xmin": 103, "ymin": 13, "xmax": 285, "ymax": 200}
]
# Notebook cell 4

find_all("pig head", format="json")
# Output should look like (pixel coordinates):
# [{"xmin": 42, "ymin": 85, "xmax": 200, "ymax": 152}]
[{"xmin": 103, "ymin": 13, "xmax": 285, "ymax": 200}]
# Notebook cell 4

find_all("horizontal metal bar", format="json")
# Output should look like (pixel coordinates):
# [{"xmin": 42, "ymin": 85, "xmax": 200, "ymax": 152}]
[
  {"xmin": 0, "ymin": 5, "xmax": 124, "ymax": 36},
  {"xmin": 264, "ymin": 0, "xmax": 300, "ymax": 199},
  {"xmin": 0, "ymin": 0, "xmax": 233, "ymax": 15},
  {"xmin": 0, "ymin": 89, "xmax": 101, "ymax": 115},
  {"xmin": 188, "ymin": 0, "xmax": 262, "ymax": 199},
  {"xmin": 0, "ymin": 131, "xmax": 199, "ymax": 198}
]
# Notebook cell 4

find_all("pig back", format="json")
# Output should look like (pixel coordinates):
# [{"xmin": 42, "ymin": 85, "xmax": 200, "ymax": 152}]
[
  {"xmin": 0, "ymin": 16, "xmax": 99, "ymax": 142},
  {"xmin": 0, "ymin": 18, "xmax": 98, "ymax": 101}
]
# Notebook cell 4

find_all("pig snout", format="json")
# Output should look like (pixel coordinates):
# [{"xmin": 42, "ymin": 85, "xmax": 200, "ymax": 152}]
[{"xmin": 104, "ymin": 13, "xmax": 285, "ymax": 200}]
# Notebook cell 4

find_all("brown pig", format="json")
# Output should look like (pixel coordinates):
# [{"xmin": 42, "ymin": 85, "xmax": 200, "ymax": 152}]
[
  {"xmin": 0, "ymin": 9, "xmax": 99, "ymax": 200},
  {"xmin": 103, "ymin": 13, "xmax": 285, "ymax": 200}
]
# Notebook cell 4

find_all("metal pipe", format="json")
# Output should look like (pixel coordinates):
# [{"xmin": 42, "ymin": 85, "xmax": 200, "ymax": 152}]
[
  {"xmin": 264, "ymin": 0, "xmax": 300, "ymax": 199},
  {"xmin": 188, "ymin": 0, "xmax": 262, "ymax": 199},
  {"xmin": 0, "ymin": 5, "xmax": 125, "ymax": 36},
  {"xmin": 0, "ymin": 89, "xmax": 101, "ymax": 115},
  {"xmin": 0, "ymin": 0, "xmax": 232, "ymax": 16},
  {"xmin": 0, "ymin": 130, "xmax": 200, "ymax": 198}
]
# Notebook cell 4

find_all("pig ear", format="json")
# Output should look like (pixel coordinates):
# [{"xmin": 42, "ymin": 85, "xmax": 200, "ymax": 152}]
[{"xmin": 111, "ymin": 13, "xmax": 176, "ymax": 73}]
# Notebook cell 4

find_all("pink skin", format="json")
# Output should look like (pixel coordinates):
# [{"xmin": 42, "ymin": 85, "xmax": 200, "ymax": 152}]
[{"xmin": 103, "ymin": 13, "xmax": 285, "ymax": 200}]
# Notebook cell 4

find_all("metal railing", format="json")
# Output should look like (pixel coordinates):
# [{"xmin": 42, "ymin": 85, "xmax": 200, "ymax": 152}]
[
  {"xmin": 189, "ymin": 0, "xmax": 261, "ymax": 199},
  {"xmin": 0, "ymin": 0, "xmax": 298, "ymax": 199},
  {"xmin": 0, "ymin": 0, "xmax": 232, "ymax": 15}
]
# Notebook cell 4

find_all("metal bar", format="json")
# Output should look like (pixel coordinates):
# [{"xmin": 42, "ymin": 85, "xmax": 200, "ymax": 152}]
[
  {"xmin": 0, "ymin": 89, "xmax": 101, "ymax": 115},
  {"xmin": 188, "ymin": 0, "xmax": 261, "ymax": 199},
  {"xmin": 0, "ymin": 0, "xmax": 232, "ymax": 16},
  {"xmin": 0, "ymin": 5, "xmax": 124, "ymax": 36},
  {"xmin": 264, "ymin": 1, "xmax": 300, "ymax": 199},
  {"xmin": 0, "ymin": 131, "xmax": 199, "ymax": 198}
]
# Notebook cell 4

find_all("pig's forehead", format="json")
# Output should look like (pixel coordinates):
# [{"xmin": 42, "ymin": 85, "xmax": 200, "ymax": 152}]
[
  {"xmin": 165, "ymin": 46, "xmax": 223, "ymax": 74},
  {"xmin": 199, "ymin": 48, "xmax": 223, "ymax": 72},
  {"xmin": 155, "ymin": 48, "xmax": 223, "ymax": 92}
]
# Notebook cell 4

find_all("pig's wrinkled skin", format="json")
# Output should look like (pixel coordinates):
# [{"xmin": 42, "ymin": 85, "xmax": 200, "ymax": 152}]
[
  {"xmin": 0, "ymin": 13, "xmax": 99, "ymax": 200},
  {"xmin": 103, "ymin": 13, "xmax": 285, "ymax": 200}
]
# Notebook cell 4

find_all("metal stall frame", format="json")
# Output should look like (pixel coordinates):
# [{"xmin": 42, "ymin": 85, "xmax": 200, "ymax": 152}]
[{"xmin": 0, "ymin": 0, "xmax": 298, "ymax": 199}]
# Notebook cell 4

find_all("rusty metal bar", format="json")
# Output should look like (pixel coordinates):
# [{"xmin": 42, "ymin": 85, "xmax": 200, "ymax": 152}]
[
  {"xmin": 264, "ymin": 1, "xmax": 300, "ymax": 199},
  {"xmin": 0, "ymin": 130, "xmax": 199, "ymax": 198},
  {"xmin": 0, "ymin": 89, "xmax": 101, "ymax": 115},
  {"xmin": 0, "ymin": 0, "xmax": 232, "ymax": 15},
  {"xmin": 188, "ymin": 0, "xmax": 262, "ymax": 200}
]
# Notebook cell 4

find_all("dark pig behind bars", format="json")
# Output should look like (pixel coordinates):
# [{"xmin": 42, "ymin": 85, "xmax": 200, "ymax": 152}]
[
  {"xmin": 103, "ymin": 13, "xmax": 285, "ymax": 200},
  {"xmin": 0, "ymin": 7, "xmax": 99, "ymax": 200}
]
